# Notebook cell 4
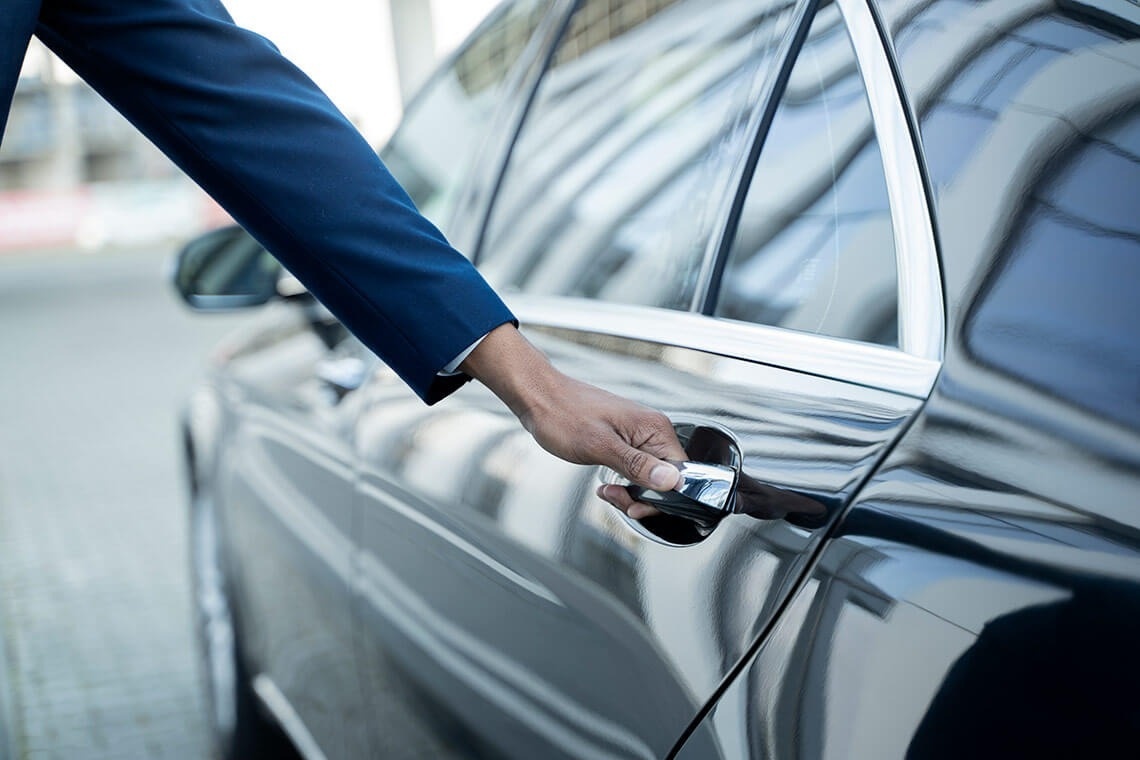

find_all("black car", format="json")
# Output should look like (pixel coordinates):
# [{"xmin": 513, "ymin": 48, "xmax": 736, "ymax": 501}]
[{"xmin": 174, "ymin": 0, "xmax": 1140, "ymax": 757}]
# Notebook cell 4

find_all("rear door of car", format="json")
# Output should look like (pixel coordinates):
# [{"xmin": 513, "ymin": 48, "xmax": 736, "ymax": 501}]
[
  {"xmin": 674, "ymin": 1, "xmax": 1140, "ymax": 757},
  {"xmin": 351, "ymin": 0, "xmax": 943, "ymax": 756}
]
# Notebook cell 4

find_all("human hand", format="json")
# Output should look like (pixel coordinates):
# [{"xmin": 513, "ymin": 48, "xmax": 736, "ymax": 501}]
[
  {"xmin": 520, "ymin": 373, "xmax": 686, "ymax": 520},
  {"xmin": 461, "ymin": 324, "xmax": 686, "ymax": 518}
]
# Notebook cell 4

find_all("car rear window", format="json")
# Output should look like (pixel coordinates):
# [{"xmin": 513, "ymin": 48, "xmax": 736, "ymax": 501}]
[
  {"xmin": 889, "ymin": 0, "xmax": 1127, "ymax": 197},
  {"xmin": 966, "ymin": 108, "xmax": 1140, "ymax": 430}
]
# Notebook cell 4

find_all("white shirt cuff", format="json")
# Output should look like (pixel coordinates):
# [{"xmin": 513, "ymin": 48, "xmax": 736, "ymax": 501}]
[{"xmin": 438, "ymin": 334, "xmax": 487, "ymax": 376}]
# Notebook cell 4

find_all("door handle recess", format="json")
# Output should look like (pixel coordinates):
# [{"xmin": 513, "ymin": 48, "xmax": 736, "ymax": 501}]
[{"xmin": 602, "ymin": 422, "xmax": 827, "ymax": 541}]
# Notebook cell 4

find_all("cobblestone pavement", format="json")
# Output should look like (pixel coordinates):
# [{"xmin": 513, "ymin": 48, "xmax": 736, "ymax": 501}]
[{"xmin": 0, "ymin": 248, "xmax": 248, "ymax": 760}]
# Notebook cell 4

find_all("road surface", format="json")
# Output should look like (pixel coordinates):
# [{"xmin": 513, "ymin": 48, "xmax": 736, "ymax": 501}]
[{"xmin": 0, "ymin": 247, "xmax": 248, "ymax": 759}]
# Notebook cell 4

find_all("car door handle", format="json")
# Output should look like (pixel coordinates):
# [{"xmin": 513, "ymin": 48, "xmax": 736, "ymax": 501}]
[
  {"xmin": 601, "ymin": 421, "xmax": 742, "ymax": 531},
  {"xmin": 603, "ymin": 459, "xmax": 738, "ymax": 531},
  {"xmin": 671, "ymin": 461, "xmax": 738, "ymax": 512},
  {"xmin": 627, "ymin": 460, "xmax": 737, "ymax": 517},
  {"xmin": 611, "ymin": 458, "xmax": 830, "ymax": 533},
  {"xmin": 601, "ymin": 421, "xmax": 828, "ymax": 535}
]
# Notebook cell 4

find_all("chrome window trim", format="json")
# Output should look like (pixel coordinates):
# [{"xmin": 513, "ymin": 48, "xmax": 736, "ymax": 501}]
[
  {"xmin": 690, "ymin": 0, "xmax": 816, "ymax": 313},
  {"xmin": 509, "ymin": 295, "xmax": 940, "ymax": 398},
  {"xmin": 836, "ymin": 0, "xmax": 945, "ymax": 361},
  {"xmin": 480, "ymin": 0, "xmax": 946, "ymax": 396}
]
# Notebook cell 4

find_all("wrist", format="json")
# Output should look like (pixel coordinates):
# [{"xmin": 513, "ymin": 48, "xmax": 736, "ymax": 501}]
[{"xmin": 459, "ymin": 324, "xmax": 563, "ymax": 424}]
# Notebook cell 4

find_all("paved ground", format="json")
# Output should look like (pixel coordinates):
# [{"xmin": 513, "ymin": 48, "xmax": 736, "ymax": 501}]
[{"xmin": 0, "ymin": 247, "xmax": 248, "ymax": 759}]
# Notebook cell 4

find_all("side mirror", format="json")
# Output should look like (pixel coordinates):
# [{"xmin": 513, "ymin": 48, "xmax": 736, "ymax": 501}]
[{"xmin": 172, "ymin": 225, "xmax": 283, "ymax": 311}]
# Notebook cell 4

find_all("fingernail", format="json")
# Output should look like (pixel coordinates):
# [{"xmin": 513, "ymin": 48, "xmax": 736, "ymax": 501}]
[{"xmin": 649, "ymin": 463, "xmax": 679, "ymax": 491}]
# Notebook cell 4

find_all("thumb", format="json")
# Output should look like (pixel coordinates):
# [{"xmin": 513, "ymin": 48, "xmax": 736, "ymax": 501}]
[{"xmin": 610, "ymin": 442, "xmax": 681, "ymax": 492}]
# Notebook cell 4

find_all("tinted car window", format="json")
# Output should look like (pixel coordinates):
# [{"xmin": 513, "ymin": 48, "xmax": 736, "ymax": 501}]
[
  {"xmin": 967, "ymin": 107, "xmax": 1140, "ymax": 429},
  {"xmin": 478, "ymin": 0, "xmax": 798, "ymax": 310},
  {"xmin": 884, "ymin": 1, "xmax": 1139, "ymax": 425},
  {"xmin": 715, "ymin": 4, "xmax": 899, "ymax": 346},
  {"xmin": 380, "ymin": 0, "xmax": 547, "ymax": 233},
  {"xmin": 888, "ymin": 0, "xmax": 1129, "ymax": 198}
]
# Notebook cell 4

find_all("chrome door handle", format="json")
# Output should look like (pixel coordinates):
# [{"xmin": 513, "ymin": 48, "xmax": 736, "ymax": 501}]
[
  {"xmin": 603, "ymin": 460, "xmax": 738, "ymax": 529},
  {"xmin": 671, "ymin": 461, "xmax": 737, "ymax": 512},
  {"xmin": 601, "ymin": 421, "xmax": 744, "ymax": 532},
  {"xmin": 602, "ymin": 421, "xmax": 828, "ymax": 539}
]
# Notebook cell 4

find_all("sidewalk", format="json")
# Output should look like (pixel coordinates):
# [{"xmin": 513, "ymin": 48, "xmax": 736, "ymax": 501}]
[{"xmin": 0, "ymin": 246, "xmax": 247, "ymax": 759}]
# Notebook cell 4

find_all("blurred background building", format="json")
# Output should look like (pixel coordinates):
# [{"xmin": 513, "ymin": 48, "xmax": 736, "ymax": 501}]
[{"xmin": 0, "ymin": 0, "xmax": 499, "ymax": 253}]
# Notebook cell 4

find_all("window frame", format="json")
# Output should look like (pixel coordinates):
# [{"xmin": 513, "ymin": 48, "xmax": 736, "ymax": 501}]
[
  {"xmin": 444, "ymin": 0, "xmax": 580, "ymax": 252},
  {"xmin": 472, "ymin": 0, "xmax": 945, "ymax": 399},
  {"xmin": 839, "ymin": 0, "xmax": 943, "ymax": 363}
]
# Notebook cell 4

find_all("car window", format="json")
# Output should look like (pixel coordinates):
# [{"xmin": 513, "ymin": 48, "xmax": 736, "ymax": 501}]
[
  {"xmin": 714, "ymin": 3, "xmax": 899, "ymax": 347},
  {"xmin": 380, "ymin": 0, "xmax": 548, "ymax": 235},
  {"xmin": 477, "ymin": 0, "xmax": 798, "ymax": 310},
  {"xmin": 887, "ymin": 0, "xmax": 1130, "ymax": 199},
  {"xmin": 967, "ymin": 107, "xmax": 1140, "ymax": 429},
  {"xmin": 884, "ymin": 0, "xmax": 1140, "ymax": 426}
]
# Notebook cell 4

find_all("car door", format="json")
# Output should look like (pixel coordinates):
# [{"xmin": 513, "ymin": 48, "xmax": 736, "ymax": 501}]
[
  {"xmin": 675, "ymin": 0, "xmax": 1140, "ymax": 756},
  {"xmin": 214, "ymin": 302, "xmax": 371, "ymax": 758},
  {"xmin": 351, "ymin": 0, "xmax": 943, "ymax": 756}
]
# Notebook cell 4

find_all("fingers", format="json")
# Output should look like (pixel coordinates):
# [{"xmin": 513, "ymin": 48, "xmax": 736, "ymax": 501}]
[
  {"xmin": 596, "ymin": 484, "xmax": 660, "ymax": 520},
  {"xmin": 612, "ymin": 442, "xmax": 681, "ymax": 492},
  {"xmin": 644, "ymin": 413, "xmax": 689, "ymax": 464},
  {"xmin": 594, "ymin": 412, "xmax": 683, "ymax": 521},
  {"xmin": 588, "ymin": 408, "xmax": 685, "ymax": 522},
  {"xmin": 601, "ymin": 411, "xmax": 686, "ymax": 492}
]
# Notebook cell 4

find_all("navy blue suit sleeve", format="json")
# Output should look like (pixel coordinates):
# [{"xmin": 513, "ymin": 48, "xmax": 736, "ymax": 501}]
[{"xmin": 35, "ymin": 0, "xmax": 515, "ymax": 403}]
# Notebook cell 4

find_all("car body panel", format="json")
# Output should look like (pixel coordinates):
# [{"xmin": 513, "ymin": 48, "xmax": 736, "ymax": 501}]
[
  {"xmin": 207, "ymin": 311, "xmax": 368, "ymax": 758},
  {"xmin": 673, "ymin": 0, "xmax": 1140, "ymax": 756},
  {"xmin": 182, "ymin": 0, "xmax": 1140, "ymax": 757},
  {"xmin": 351, "ymin": 311, "xmax": 926, "ymax": 758},
  {"xmin": 674, "ymin": 347, "xmax": 1140, "ymax": 759}
]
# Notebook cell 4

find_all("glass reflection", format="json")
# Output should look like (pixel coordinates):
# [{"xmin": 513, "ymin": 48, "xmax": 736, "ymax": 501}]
[
  {"xmin": 887, "ymin": 0, "xmax": 1139, "ymax": 428},
  {"xmin": 892, "ymin": 2, "xmax": 1124, "ymax": 194},
  {"xmin": 381, "ymin": 0, "xmax": 547, "ymax": 234},
  {"xmin": 479, "ymin": 0, "xmax": 798, "ymax": 309},
  {"xmin": 967, "ymin": 107, "xmax": 1140, "ymax": 429},
  {"xmin": 717, "ymin": 4, "xmax": 899, "ymax": 346}
]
